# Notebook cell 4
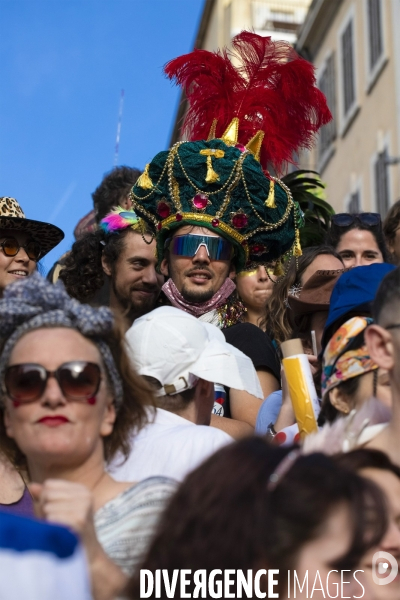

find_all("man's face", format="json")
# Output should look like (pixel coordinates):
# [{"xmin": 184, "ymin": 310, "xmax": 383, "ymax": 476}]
[
  {"xmin": 102, "ymin": 230, "xmax": 164, "ymax": 320},
  {"xmin": 160, "ymin": 226, "xmax": 235, "ymax": 303}
]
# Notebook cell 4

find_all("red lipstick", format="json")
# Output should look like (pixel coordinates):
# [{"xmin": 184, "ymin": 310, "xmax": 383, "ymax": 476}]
[{"xmin": 37, "ymin": 416, "xmax": 69, "ymax": 427}]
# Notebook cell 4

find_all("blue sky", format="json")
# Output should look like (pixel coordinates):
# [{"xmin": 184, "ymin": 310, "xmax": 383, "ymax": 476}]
[{"xmin": 0, "ymin": 0, "xmax": 204, "ymax": 272}]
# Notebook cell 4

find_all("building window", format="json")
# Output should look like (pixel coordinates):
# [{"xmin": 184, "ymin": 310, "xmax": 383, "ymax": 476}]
[
  {"xmin": 364, "ymin": 0, "xmax": 386, "ymax": 90},
  {"xmin": 318, "ymin": 53, "xmax": 336, "ymax": 162},
  {"xmin": 341, "ymin": 20, "xmax": 356, "ymax": 116},
  {"xmin": 374, "ymin": 149, "xmax": 390, "ymax": 217},
  {"xmin": 348, "ymin": 190, "xmax": 361, "ymax": 213},
  {"xmin": 367, "ymin": 0, "xmax": 383, "ymax": 72}
]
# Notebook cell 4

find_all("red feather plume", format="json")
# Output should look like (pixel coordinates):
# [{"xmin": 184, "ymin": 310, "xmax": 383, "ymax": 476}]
[{"xmin": 164, "ymin": 31, "xmax": 332, "ymax": 174}]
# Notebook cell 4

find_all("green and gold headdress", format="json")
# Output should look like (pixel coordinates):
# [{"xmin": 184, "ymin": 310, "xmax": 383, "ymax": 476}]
[{"xmin": 129, "ymin": 32, "xmax": 331, "ymax": 272}]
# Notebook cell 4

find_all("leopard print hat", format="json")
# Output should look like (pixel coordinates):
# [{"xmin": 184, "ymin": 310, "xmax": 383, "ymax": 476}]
[{"xmin": 0, "ymin": 197, "xmax": 64, "ymax": 258}]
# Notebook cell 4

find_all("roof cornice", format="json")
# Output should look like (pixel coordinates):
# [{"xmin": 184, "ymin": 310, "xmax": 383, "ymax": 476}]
[{"xmin": 296, "ymin": 0, "xmax": 343, "ymax": 59}]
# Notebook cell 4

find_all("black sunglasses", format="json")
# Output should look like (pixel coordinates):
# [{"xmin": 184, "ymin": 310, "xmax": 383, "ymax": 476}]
[
  {"xmin": 4, "ymin": 361, "xmax": 102, "ymax": 404},
  {"xmin": 0, "ymin": 238, "xmax": 42, "ymax": 261},
  {"xmin": 331, "ymin": 213, "xmax": 381, "ymax": 228}
]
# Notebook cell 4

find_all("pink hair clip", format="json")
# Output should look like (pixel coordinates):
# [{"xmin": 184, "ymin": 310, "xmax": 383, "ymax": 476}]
[{"xmin": 267, "ymin": 449, "xmax": 301, "ymax": 492}]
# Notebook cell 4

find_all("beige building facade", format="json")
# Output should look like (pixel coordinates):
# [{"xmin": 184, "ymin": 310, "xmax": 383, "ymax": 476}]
[
  {"xmin": 199, "ymin": 0, "xmax": 311, "ymax": 50},
  {"xmin": 297, "ymin": 0, "xmax": 400, "ymax": 216},
  {"xmin": 170, "ymin": 0, "xmax": 311, "ymax": 144}
]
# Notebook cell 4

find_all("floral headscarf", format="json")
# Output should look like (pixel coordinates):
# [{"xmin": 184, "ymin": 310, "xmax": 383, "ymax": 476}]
[{"xmin": 321, "ymin": 316, "xmax": 378, "ymax": 400}]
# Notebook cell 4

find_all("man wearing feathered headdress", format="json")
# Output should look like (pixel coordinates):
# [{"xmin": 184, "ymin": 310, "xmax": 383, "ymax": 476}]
[
  {"xmin": 127, "ymin": 32, "xmax": 332, "ymax": 436},
  {"xmin": 130, "ymin": 32, "xmax": 331, "ymax": 327}
]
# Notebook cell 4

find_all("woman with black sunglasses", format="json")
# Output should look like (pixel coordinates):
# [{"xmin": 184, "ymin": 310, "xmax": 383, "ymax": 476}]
[
  {"xmin": 0, "ymin": 274, "xmax": 176, "ymax": 600},
  {"xmin": 326, "ymin": 213, "xmax": 390, "ymax": 268}
]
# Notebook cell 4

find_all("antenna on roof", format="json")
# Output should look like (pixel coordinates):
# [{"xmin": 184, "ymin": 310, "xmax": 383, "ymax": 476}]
[{"xmin": 113, "ymin": 89, "xmax": 125, "ymax": 166}]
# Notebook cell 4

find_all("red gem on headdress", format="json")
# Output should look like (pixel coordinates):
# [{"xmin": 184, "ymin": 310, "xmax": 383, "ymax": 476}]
[
  {"xmin": 157, "ymin": 201, "xmax": 171, "ymax": 219},
  {"xmin": 176, "ymin": 213, "xmax": 183, "ymax": 221},
  {"xmin": 192, "ymin": 193, "xmax": 209, "ymax": 210},
  {"xmin": 212, "ymin": 219, "xmax": 219, "ymax": 227},
  {"xmin": 232, "ymin": 212, "xmax": 248, "ymax": 229},
  {"xmin": 250, "ymin": 243, "xmax": 266, "ymax": 256},
  {"xmin": 157, "ymin": 222, "xmax": 162, "ymax": 231},
  {"xmin": 235, "ymin": 143, "xmax": 246, "ymax": 152}
]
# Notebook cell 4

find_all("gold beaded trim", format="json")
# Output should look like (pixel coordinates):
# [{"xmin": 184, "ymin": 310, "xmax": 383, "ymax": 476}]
[
  {"xmin": 241, "ymin": 172, "xmax": 293, "ymax": 235},
  {"xmin": 215, "ymin": 152, "xmax": 246, "ymax": 219},
  {"xmin": 129, "ymin": 141, "xmax": 186, "ymax": 202},
  {"xmin": 128, "ymin": 192, "xmax": 158, "ymax": 227}
]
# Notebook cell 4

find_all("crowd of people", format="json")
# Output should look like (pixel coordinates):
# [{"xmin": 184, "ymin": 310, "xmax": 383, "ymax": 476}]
[{"xmin": 2, "ymin": 31, "xmax": 400, "ymax": 600}]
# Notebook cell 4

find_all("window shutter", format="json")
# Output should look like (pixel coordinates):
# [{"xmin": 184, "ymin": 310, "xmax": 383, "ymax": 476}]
[
  {"xmin": 341, "ymin": 20, "xmax": 355, "ymax": 115},
  {"xmin": 368, "ymin": 0, "xmax": 383, "ymax": 71},
  {"xmin": 375, "ymin": 150, "xmax": 389, "ymax": 217}
]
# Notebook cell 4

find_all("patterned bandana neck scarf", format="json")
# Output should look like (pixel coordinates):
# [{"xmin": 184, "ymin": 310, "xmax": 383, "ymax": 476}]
[
  {"xmin": 321, "ymin": 316, "xmax": 378, "ymax": 400},
  {"xmin": 162, "ymin": 278, "xmax": 236, "ymax": 318}
]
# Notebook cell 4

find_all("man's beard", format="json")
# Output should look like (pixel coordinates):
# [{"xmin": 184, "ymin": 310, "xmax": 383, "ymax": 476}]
[
  {"xmin": 180, "ymin": 284, "xmax": 215, "ymax": 303},
  {"xmin": 112, "ymin": 281, "xmax": 159, "ymax": 323},
  {"xmin": 176, "ymin": 265, "xmax": 216, "ymax": 304}
]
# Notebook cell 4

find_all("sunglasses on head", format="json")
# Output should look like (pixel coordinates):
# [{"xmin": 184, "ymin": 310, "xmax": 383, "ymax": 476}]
[
  {"xmin": 0, "ymin": 238, "xmax": 42, "ymax": 261},
  {"xmin": 331, "ymin": 213, "xmax": 381, "ymax": 228},
  {"xmin": 167, "ymin": 234, "xmax": 233, "ymax": 261},
  {"xmin": 4, "ymin": 361, "xmax": 102, "ymax": 404}
]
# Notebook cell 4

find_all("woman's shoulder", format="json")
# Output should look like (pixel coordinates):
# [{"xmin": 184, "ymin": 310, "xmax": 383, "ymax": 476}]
[
  {"xmin": 94, "ymin": 477, "xmax": 178, "ymax": 575},
  {"xmin": 96, "ymin": 476, "xmax": 177, "ymax": 520}
]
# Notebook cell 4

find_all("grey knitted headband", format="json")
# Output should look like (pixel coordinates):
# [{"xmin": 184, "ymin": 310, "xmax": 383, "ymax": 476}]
[{"xmin": 0, "ymin": 273, "xmax": 123, "ymax": 408}]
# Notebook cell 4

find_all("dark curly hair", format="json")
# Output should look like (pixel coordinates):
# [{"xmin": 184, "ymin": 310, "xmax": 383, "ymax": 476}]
[
  {"xmin": 92, "ymin": 166, "xmax": 141, "ymax": 223},
  {"xmin": 60, "ymin": 229, "xmax": 121, "ymax": 303}
]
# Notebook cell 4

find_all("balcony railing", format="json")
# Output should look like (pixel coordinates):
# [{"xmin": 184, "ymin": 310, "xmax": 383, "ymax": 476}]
[{"xmin": 252, "ymin": 0, "xmax": 311, "ymax": 34}]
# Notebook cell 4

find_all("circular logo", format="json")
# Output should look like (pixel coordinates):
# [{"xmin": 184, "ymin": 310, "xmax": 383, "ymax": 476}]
[{"xmin": 372, "ymin": 551, "xmax": 399, "ymax": 585}]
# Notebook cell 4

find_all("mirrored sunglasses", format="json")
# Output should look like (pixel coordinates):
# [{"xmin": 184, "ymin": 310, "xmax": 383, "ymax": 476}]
[
  {"xmin": 0, "ymin": 238, "xmax": 42, "ymax": 261},
  {"xmin": 167, "ymin": 234, "xmax": 233, "ymax": 261},
  {"xmin": 4, "ymin": 361, "xmax": 102, "ymax": 404}
]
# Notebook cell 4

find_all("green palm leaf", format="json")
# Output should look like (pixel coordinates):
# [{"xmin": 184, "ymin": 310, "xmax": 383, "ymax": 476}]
[{"xmin": 281, "ymin": 170, "xmax": 335, "ymax": 249}]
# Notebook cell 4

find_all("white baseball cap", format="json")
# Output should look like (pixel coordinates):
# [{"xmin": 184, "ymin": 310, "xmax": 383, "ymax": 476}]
[{"xmin": 125, "ymin": 306, "xmax": 263, "ymax": 399}]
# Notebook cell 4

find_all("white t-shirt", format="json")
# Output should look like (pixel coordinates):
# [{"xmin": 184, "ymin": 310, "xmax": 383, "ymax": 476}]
[{"xmin": 109, "ymin": 408, "xmax": 233, "ymax": 482}]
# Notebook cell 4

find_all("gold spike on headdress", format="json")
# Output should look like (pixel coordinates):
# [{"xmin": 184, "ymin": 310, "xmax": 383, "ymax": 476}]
[
  {"xmin": 137, "ymin": 164, "xmax": 153, "ymax": 190},
  {"xmin": 207, "ymin": 119, "xmax": 218, "ymax": 141},
  {"xmin": 245, "ymin": 131, "xmax": 265, "ymax": 162},
  {"xmin": 220, "ymin": 118, "xmax": 239, "ymax": 146},
  {"xmin": 265, "ymin": 179, "xmax": 276, "ymax": 208}
]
